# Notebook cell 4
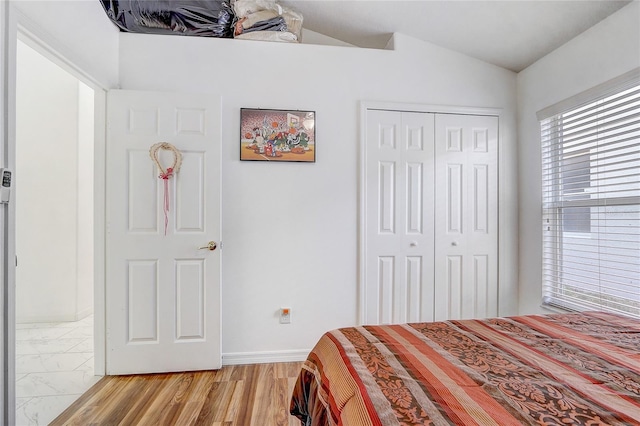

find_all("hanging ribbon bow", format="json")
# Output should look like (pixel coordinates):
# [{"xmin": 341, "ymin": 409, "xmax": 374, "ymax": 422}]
[{"xmin": 149, "ymin": 143, "xmax": 182, "ymax": 235}]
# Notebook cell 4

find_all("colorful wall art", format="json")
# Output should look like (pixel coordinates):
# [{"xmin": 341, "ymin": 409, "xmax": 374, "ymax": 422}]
[{"xmin": 240, "ymin": 108, "xmax": 315, "ymax": 162}]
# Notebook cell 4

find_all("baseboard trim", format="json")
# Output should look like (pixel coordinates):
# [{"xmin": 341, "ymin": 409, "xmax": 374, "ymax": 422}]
[
  {"xmin": 75, "ymin": 307, "xmax": 94, "ymax": 321},
  {"xmin": 17, "ymin": 308, "xmax": 94, "ymax": 324},
  {"xmin": 222, "ymin": 349, "xmax": 310, "ymax": 366},
  {"xmin": 17, "ymin": 313, "xmax": 78, "ymax": 324}
]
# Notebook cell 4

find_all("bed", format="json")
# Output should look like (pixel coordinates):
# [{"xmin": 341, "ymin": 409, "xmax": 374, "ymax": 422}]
[{"xmin": 290, "ymin": 311, "xmax": 640, "ymax": 425}]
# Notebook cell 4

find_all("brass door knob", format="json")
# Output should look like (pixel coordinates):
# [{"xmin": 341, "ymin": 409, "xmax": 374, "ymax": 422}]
[{"xmin": 199, "ymin": 241, "xmax": 217, "ymax": 251}]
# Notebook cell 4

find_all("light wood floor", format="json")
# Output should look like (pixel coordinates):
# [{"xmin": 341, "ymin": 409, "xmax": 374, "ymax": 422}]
[{"xmin": 50, "ymin": 362, "xmax": 304, "ymax": 426}]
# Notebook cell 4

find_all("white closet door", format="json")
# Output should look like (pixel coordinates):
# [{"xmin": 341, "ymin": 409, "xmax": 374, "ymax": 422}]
[
  {"xmin": 364, "ymin": 110, "xmax": 435, "ymax": 324},
  {"xmin": 434, "ymin": 114, "xmax": 498, "ymax": 320}
]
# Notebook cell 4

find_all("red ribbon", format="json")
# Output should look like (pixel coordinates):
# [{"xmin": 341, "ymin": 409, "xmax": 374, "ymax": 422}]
[{"xmin": 159, "ymin": 167, "xmax": 174, "ymax": 235}]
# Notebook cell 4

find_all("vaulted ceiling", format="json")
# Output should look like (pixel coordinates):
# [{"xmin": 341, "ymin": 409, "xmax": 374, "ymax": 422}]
[{"xmin": 280, "ymin": 1, "xmax": 634, "ymax": 72}]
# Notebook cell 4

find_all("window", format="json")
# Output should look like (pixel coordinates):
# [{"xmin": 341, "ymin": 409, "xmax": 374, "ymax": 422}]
[
  {"xmin": 560, "ymin": 150, "xmax": 591, "ymax": 233},
  {"xmin": 539, "ymin": 72, "xmax": 640, "ymax": 318}
]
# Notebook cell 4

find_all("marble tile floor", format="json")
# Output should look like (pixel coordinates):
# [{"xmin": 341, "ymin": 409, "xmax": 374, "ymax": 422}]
[{"xmin": 15, "ymin": 315, "xmax": 99, "ymax": 426}]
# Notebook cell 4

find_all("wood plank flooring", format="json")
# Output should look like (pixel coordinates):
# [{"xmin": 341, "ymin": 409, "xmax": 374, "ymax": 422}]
[{"xmin": 50, "ymin": 362, "xmax": 304, "ymax": 426}]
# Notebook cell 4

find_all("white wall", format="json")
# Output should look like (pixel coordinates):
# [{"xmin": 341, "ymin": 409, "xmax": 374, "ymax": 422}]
[
  {"xmin": 10, "ymin": 0, "xmax": 119, "ymax": 88},
  {"xmin": 517, "ymin": 2, "xmax": 640, "ymax": 314},
  {"xmin": 301, "ymin": 28, "xmax": 355, "ymax": 47},
  {"xmin": 118, "ymin": 31, "xmax": 519, "ymax": 359},
  {"xmin": 15, "ymin": 41, "xmax": 93, "ymax": 323},
  {"xmin": 16, "ymin": 40, "xmax": 78, "ymax": 322},
  {"xmin": 77, "ymin": 83, "xmax": 95, "ymax": 318}
]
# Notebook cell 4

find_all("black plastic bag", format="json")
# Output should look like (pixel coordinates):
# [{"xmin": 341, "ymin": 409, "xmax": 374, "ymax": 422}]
[
  {"xmin": 100, "ymin": 0, "xmax": 235, "ymax": 38},
  {"xmin": 242, "ymin": 16, "xmax": 287, "ymax": 34}
]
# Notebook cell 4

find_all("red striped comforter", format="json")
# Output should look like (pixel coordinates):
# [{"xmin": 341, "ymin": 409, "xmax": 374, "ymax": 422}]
[{"xmin": 290, "ymin": 312, "xmax": 640, "ymax": 425}]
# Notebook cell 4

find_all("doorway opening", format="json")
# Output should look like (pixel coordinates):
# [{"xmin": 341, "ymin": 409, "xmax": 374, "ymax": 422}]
[{"xmin": 14, "ymin": 38, "xmax": 98, "ymax": 425}]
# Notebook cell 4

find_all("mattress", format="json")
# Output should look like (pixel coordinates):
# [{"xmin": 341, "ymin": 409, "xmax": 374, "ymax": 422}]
[{"xmin": 290, "ymin": 312, "xmax": 640, "ymax": 425}]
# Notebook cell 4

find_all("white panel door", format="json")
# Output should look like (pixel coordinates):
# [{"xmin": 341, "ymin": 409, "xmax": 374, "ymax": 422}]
[
  {"xmin": 434, "ymin": 114, "xmax": 498, "ymax": 320},
  {"xmin": 106, "ymin": 90, "xmax": 221, "ymax": 374},
  {"xmin": 364, "ymin": 110, "xmax": 435, "ymax": 324}
]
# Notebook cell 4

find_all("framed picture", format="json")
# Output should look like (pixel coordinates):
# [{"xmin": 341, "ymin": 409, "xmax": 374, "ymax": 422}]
[{"xmin": 240, "ymin": 108, "xmax": 315, "ymax": 162}]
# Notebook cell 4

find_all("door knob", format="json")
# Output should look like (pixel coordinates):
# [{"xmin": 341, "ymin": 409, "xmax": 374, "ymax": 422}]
[
  {"xmin": 410, "ymin": 241, "xmax": 418, "ymax": 247},
  {"xmin": 199, "ymin": 241, "xmax": 217, "ymax": 251},
  {"xmin": 451, "ymin": 241, "xmax": 458, "ymax": 246}
]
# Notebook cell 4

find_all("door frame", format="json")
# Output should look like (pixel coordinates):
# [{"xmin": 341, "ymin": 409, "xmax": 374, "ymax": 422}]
[
  {"xmin": 1, "ymin": 2, "xmax": 11, "ymax": 424},
  {"xmin": 358, "ymin": 101, "xmax": 504, "ymax": 325},
  {"xmin": 2, "ymin": 5, "xmax": 110, "ymax": 421},
  {"xmin": 11, "ymin": 17, "xmax": 108, "ymax": 376},
  {"xmin": 6, "ymin": 2, "xmax": 108, "ymax": 380}
]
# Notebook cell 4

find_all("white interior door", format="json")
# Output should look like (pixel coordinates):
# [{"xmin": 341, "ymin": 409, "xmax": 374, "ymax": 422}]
[
  {"xmin": 364, "ymin": 110, "xmax": 435, "ymax": 324},
  {"xmin": 434, "ymin": 114, "xmax": 498, "ymax": 320},
  {"xmin": 106, "ymin": 90, "xmax": 221, "ymax": 374}
]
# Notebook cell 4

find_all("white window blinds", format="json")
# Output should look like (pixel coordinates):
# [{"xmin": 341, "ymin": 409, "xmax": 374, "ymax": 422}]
[{"xmin": 540, "ymin": 74, "xmax": 640, "ymax": 318}]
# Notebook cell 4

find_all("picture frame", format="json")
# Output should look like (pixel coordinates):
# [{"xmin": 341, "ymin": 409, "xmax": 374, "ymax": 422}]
[{"xmin": 240, "ymin": 108, "xmax": 316, "ymax": 162}]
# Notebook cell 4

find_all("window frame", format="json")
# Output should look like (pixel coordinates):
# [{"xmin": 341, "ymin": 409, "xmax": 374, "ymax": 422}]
[{"xmin": 538, "ymin": 68, "xmax": 640, "ymax": 318}]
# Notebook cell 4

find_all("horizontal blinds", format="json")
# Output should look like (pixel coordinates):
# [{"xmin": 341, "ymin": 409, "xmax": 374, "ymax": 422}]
[{"xmin": 541, "ymin": 82, "xmax": 640, "ymax": 318}]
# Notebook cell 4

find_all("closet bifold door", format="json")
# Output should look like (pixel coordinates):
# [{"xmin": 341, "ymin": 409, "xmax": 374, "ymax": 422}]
[
  {"xmin": 364, "ymin": 110, "xmax": 435, "ymax": 325},
  {"xmin": 433, "ymin": 114, "xmax": 498, "ymax": 321}
]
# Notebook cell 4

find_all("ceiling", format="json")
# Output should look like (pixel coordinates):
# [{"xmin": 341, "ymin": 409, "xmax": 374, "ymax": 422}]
[{"xmin": 279, "ymin": 1, "xmax": 633, "ymax": 72}]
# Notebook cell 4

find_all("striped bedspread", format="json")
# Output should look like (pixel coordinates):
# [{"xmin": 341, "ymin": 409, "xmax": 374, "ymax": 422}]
[{"xmin": 290, "ymin": 312, "xmax": 640, "ymax": 425}]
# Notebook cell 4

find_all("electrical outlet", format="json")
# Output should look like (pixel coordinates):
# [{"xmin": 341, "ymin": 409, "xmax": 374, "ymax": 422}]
[{"xmin": 280, "ymin": 307, "xmax": 291, "ymax": 324}]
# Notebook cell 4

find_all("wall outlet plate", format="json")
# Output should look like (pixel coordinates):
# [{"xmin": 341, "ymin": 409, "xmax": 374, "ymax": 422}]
[{"xmin": 280, "ymin": 307, "xmax": 291, "ymax": 324}]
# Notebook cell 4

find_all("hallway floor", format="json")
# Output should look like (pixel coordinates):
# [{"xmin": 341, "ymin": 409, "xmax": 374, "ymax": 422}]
[{"xmin": 15, "ymin": 315, "xmax": 98, "ymax": 425}]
